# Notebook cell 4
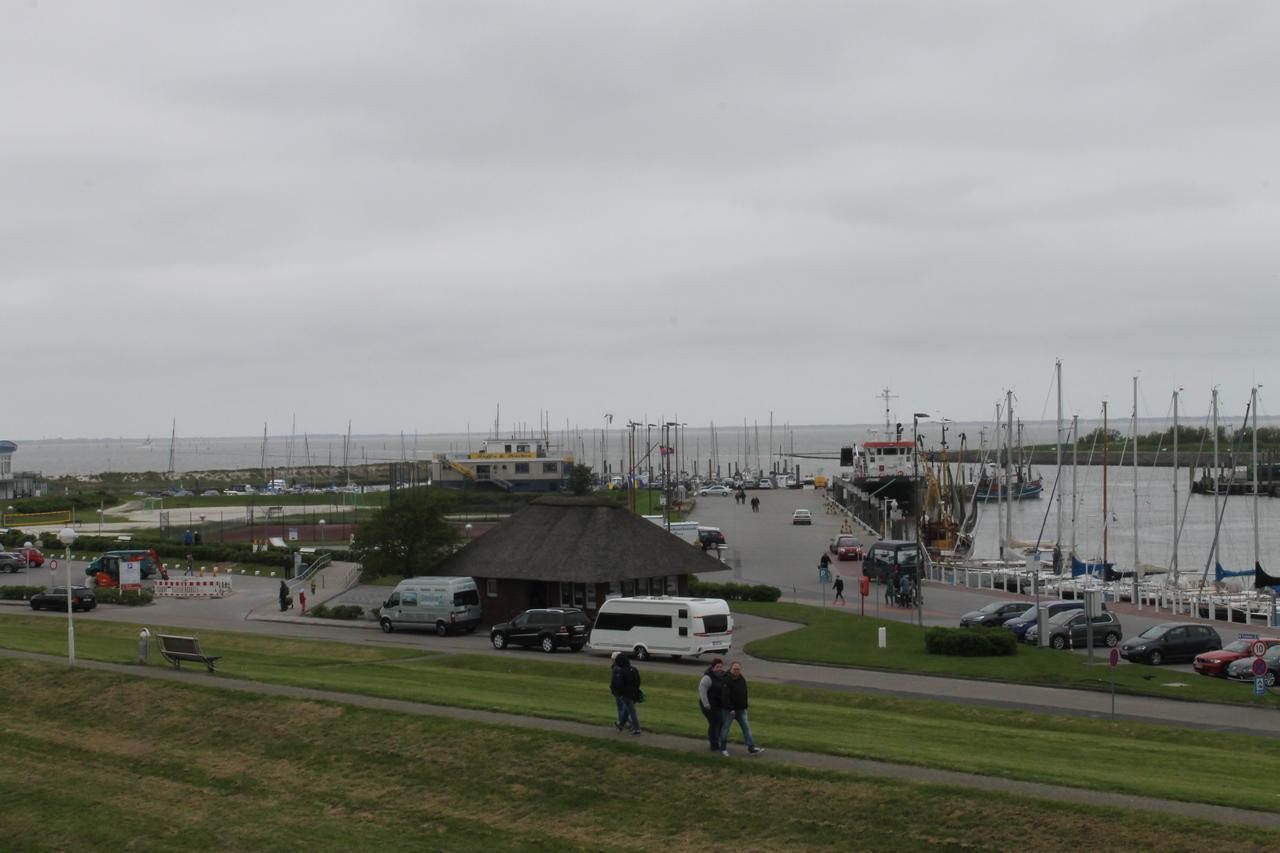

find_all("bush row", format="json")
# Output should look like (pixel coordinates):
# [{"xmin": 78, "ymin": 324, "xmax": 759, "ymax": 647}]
[
  {"xmin": 91, "ymin": 587, "xmax": 154, "ymax": 606},
  {"xmin": 307, "ymin": 604, "xmax": 364, "ymax": 620},
  {"xmin": 688, "ymin": 579, "xmax": 782, "ymax": 602},
  {"xmin": 924, "ymin": 626, "xmax": 1018, "ymax": 657},
  {"xmin": 0, "ymin": 585, "xmax": 45, "ymax": 601}
]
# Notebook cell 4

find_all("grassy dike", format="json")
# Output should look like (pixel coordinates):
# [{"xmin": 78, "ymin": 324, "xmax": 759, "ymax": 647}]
[
  {"xmin": 734, "ymin": 601, "xmax": 1280, "ymax": 707},
  {"xmin": 2, "ymin": 659, "xmax": 1264, "ymax": 852},
  {"xmin": 3, "ymin": 613, "xmax": 1280, "ymax": 817}
]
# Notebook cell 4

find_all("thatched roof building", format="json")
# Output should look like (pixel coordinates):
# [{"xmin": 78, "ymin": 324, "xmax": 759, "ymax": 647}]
[{"xmin": 435, "ymin": 495, "xmax": 723, "ymax": 623}]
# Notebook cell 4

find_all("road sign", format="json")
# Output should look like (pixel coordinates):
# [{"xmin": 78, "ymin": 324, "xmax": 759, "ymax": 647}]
[
  {"xmin": 1255, "ymin": 677, "xmax": 1268, "ymax": 697},
  {"xmin": 1239, "ymin": 632, "xmax": 1259, "ymax": 640},
  {"xmin": 818, "ymin": 567, "xmax": 830, "ymax": 584},
  {"xmin": 1253, "ymin": 640, "xmax": 1269, "ymax": 658},
  {"xmin": 1251, "ymin": 657, "xmax": 1269, "ymax": 677},
  {"xmin": 49, "ymin": 559, "xmax": 58, "ymax": 571},
  {"xmin": 1108, "ymin": 648, "xmax": 1119, "ymax": 668}
]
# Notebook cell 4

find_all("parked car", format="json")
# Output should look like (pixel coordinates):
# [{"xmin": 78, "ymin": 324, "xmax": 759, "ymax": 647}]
[
  {"xmin": 698, "ymin": 485, "xmax": 731, "ymax": 497},
  {"xmin": 1003, "ymin": 600, "xmax": 1088, "ymax": 640},
  {"xmin": 490, "ymin": 608, "xmax": 590, "ymax": 653},
  {"xmin": 29, "ymin": 586, "xmax": 97, "ymax": 612},
  {"xmin": 959, "ymin": 601, "xmax": 1031, "ymax": 628},
  {"xmin": 1195, "ymin": 637, "xmax": 1280, "ymax": 677},
  {"xmin": 200, "ymin": 489, "xmax": 222, "ymax": 496},
  {"xmin": 696, "ymin": 527, "xmax": 726, "ymax": 548},
  {"xmin": 1025, "ymin": 610, "xmax": 1123, "ymax": 649},
  {"xmin": 0, "ymin": 551, "xmax": 27, "ymax": 572},
  {"xmin": 10, "ymin": 547, "xmax": 44, "ymax": 568},
  {"xmin": 1226, "ymin": 647, "xmax": 1280, "ymax": 686},
  {"xmin": 791, "ymin": 509, "xmax": 812, "ymax": 525},
  {"xmin": 1120, "ymin": 622, "xmax": 1222, "ymax": 666},
  {"xmin": 757, "ymin": 479, "xmax": 774, "ymax": 489},
  {"xmin": 829, "ymin": 535, "xmax": 863, "ymax": 561}
]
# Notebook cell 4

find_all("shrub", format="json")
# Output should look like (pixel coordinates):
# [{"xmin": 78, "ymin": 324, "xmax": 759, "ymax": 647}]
[
  {"xmin": 0, "ymin": 585, "xmax": 45, "ymax": 601},
  {"xmin": 924, "ymin": 626, "xmax": 1018, "ymax": 657},
  {"xmin": 307, "ymin": 604, "xmax": 363, "ymax": 620},
  {"xmin": 687, "ymin": 579, "xmax": 782, "ymax": 602},
  {"xmin": 92, "ymin": 587, "xmax": 154, "ymax": 606}
]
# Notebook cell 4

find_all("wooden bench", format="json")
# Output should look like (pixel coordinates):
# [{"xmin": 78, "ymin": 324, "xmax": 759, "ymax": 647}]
[{"xmin": 156, "ymin": 634, "xmax": 221, "ymax": 673}]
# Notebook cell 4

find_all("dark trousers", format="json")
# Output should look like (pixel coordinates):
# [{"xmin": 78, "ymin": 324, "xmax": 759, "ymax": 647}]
[{"xmin": 700, "ymin": 704, "xmax": 722, "ymax": 749}]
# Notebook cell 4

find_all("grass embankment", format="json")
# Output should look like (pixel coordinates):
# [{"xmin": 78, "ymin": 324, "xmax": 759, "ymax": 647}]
[
  {"xmin": 3, "ymin": 661, "xmax": 1260, "ymax": 852},
  {"xmin": 3, "ymin": 614, "xmax": 1280, "ymax": 814},
  {"xmin": 736, "ymin": 601, "xmax": 1280, "ymax": 708}
]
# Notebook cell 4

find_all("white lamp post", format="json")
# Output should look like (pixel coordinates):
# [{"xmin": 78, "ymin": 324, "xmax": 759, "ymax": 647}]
[
  {"xmin": 319, "ymin": 519, "xmax": 326, "ymax": 541},
  {"xmin": 465, "ymin": 523, "xmax": 473, "ymax": 541},
  {"xmin": 97, "ymin": 508, "xmax": 103, "ymax": 535},
  {"xmin": 58, "ymin": 527, "xmax": 77, "ymax": 665}
]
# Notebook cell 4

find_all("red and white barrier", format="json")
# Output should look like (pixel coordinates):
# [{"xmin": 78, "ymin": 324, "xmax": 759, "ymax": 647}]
[{"xmin": 152, "ymin": 578, "xmax": 234, "ymax": 599}]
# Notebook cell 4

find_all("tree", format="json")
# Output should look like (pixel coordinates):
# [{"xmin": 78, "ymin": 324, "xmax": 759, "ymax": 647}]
[
  {"xmin": 352, "ymin": 488, "xmax": 460, "ymax": 578},
  {"xmin": 569, "ymin": 464, "xmax": 594, "ymax": 496}
]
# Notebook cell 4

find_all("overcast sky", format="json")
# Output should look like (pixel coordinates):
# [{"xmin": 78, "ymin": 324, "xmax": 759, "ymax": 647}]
[{"xmin": 4, "ymin": 2, "xmax": 1277, "ymax": 439}]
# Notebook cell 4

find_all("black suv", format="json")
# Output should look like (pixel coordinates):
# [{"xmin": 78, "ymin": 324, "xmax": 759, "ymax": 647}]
[
  {"xmin": 29, "ymin": 586, "xmax": 97, "ymax": 612},
  {"xmin": 490, "ymin": 608, "xmax": 589, "ymax": 653}
]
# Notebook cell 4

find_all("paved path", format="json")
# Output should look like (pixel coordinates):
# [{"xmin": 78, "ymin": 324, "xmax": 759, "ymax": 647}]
[{"xmin": 3, "ymin": 646, "xmax": 1277, "ymax": 831}]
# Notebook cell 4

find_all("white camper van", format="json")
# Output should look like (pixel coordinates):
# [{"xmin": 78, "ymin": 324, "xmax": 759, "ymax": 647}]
[
  {"xmin": 379, "ymin": 576, "xmax": 483, "ymax": 636},
  {"xmin": 589, "ymin": 596, "xmax": 732, "ymax": 660}
]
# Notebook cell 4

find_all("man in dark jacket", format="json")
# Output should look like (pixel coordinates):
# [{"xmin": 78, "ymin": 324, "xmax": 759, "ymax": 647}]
[
  {"xmin": 722, "ymin": 661, "xmax": 764, "ymax": 756},
  {"xmin": 697, "ymin": 658, "xmax": 729, "ymax": 754},
  {"xmin": 610, "ymin": 653, "xmax": 642, "ymax": 734}
]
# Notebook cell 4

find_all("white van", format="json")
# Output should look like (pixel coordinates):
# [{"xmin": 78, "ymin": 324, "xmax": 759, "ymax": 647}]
[
  {"xmin": 589, "ymin": 596, "xmax": 732, "ymax": 660},
  {"xmin": 379, "ymin": 576, "xmax": 483, "ymax": 636},
  {"xmin": 642, "ymin": 515, "xmax": 701, "ymax": 546}
]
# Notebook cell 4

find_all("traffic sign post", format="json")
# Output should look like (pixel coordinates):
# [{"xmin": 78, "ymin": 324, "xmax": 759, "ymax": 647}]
[
  {"xmin": 1252, "ymin": 640, "xmax": 1269, "ymax": 659},
  {"xmin": 1251, "ymin": 657, "xmax": 1268, "ymax": 678},
  {"xmin": 1256, "ymin": 677, "xmax": 1268, "ymax": 697},
  {"xmin": 1109, "ymin": 648, "xmax": 1120, "ymax": 719}
]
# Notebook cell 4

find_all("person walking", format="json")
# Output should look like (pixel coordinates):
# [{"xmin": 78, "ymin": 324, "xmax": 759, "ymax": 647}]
[
  {"xmin": 299, "ymin": 590, "xmax": 307, "ymax": 614},
  {"xmin": 184, "ymin": 553, "xmax": 195, "ymax": 576},
  {"xmin": 278, "ymin": 580, "xmax": 289, "ymax": 613},
  {"xmin": 698, "ymin": 658, "xmax": 730, "ymax": 755},
  {"xmin": 721, "ymin": 662, "xmax": 764, "ymax": 756},
  {"xmin": 832, "ymin": 575, "xmax": 845, "ymax": 605},
  {"xmin": 884, "ymin": 572, "xmax": 895, "ymax": 606},
  {"xmin": 610, "ymin": 653, "xmax": 642, "ymax": 735}
]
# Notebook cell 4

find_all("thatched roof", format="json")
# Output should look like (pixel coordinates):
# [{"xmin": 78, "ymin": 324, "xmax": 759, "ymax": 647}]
[{"xmin": 435, "ymin": 495, "xmax": 723, "ymax": 583}]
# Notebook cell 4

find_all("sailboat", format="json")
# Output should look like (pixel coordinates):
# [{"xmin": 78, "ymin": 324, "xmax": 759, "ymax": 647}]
[{"xmin": 972, "ymin": 420, "xmax": 1042, "ymax": 502}]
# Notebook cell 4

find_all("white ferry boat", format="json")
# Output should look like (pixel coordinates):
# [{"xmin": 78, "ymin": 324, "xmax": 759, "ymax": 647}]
[{"xmin": 432, "ymin": 435, "xmax": 574, "ymax": 493}]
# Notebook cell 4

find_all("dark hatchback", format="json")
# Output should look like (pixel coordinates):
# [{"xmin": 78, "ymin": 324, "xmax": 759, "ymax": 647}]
[
  {"xmin": 960, "ymin": 601, "xmax": 1031, "ymax": 628},
  {"xmin": 490, "ymin": 608, "xmax": 590, "ymax": 653},
  {"xmin": 29, "ymin": 586, "xmax": 97, "ymax": 612},
  {"xmin": 1120, "ymin": 622, "xmax": 1222, "ymax": 666}
]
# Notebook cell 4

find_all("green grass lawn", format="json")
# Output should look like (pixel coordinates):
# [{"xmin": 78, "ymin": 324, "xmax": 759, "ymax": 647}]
[
  {"xmin": 2, "ymin": 660, "xmax": 1259, "ymax": 852},
  {"xmin": 734, "ymin": 601, "xmax": 1280, "ymax": 708},
  {"xmin": 4, "ymin": 613, "xmax": 1280, "ymax": 814}
]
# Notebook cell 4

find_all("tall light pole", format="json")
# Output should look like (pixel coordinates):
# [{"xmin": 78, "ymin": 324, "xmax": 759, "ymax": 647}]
[
  {"xmin": 912, "ymin": 413, "xmax": 929, "ymax": 628},
  {"xmin": 663, "ymin": 421, "xmax": 678, "ymax": 531},
  {"xmin": 58, "ymin": 527, "xmax": 77, "ymax": 665}
]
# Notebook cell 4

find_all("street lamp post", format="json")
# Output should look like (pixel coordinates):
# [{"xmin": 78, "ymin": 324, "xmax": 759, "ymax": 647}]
[
  {"xmin": 58, "ymin": 527, "xmax": 77, "ymax": 665},
  {"xmin": 319, "ymin": 519, "xmax": 326, "ymax": 541},
  {"xmin": 912, "ymin": 413, "xmax": 930, "ymax": 628},
  {"xmin": 96, "ymin": 508, "xmax": 103, "ymax": 535}
]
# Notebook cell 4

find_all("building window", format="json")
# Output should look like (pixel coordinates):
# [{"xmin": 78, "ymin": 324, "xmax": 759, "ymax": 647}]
[
  {"xmin": 587, "ymin": 584, "xmax": 598, "ymax": 610},
  {"xmin": 515, "ymin": 463, "xmax": 529, "ymax": 474},
  {"xmin": 622, "ymin": 580, "xmax": 633, "ymax": 597},
  {"xmin": 666, "ymin": 576, "xmax": 678, "ymax": 595},
  {"xmin": 543, "ymin": 462, "xmax": 558, "ymax": 473},
  {"xmin": 486, "ymin": 579, "xmax": 497, "ymax": 598}
]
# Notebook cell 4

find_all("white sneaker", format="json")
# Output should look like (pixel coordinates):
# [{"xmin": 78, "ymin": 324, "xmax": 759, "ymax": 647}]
[{"xmin": 720, "ymin": 749, "xmax": 729, "ymax": 757}]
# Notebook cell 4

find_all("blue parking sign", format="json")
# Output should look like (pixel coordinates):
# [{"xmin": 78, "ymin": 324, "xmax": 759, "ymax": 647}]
[
  {"xmin": 1255, "ymin": 677, "xmax": 1268, "ymax": 697},
  {"xmin": 818, "ymin": 567, "xmax": 830, "ymax": 583}
]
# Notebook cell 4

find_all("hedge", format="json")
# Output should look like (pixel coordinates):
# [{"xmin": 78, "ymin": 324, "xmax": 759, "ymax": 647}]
[
  {"xmin": 91, "ymin": 587, "xmax": 154, "ymax": 606},
  {"xmin": 307, "ymin": 604, "xmax": 364, "ymax": 620},
  {"xmin": 924, "ymin": 626, "xmax": 1018, "ymax": 657},
  {"xmin": 0, "ymin": 585, "xmax": 45, "ymax": 601},
  {"xmin": 688, "ymin": 579, "xmax": 781, "ymax": 602}
]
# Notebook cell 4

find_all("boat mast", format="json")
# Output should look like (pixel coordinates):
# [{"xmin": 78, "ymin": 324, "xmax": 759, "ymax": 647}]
[
  {"xmin": 1055, "ymin": 360, "xmax": 1063, "ymax": 558},
  {"xmin": 1212, "ymin": 387, "xmax": 1220, "ymax": 574},
  {"xmin": 1005, "ymin": 390, "xmax": 1013, "ymax": 559},
  {"xmin": 1253, "ymin": 385, "xmax": 1260, "ymax": 569},
  {"xmin": 1071, "ymin": 414, "xmax": 1079, "ymax": 560},
  {"xmin": 1132, "ymin": 376, "xmax": 1140, "ymax": 608},
  {"xmin": 1102, "ymin": 401, "xmax": 1109, "ymax": 579},
  {"xmin": 1172, "ymin": 388, "xmax": 1180, "ymax": 582}
]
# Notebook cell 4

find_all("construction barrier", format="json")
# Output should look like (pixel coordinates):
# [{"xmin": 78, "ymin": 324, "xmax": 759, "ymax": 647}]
[{"xmin": 152, "ymin": 578, "xmax": 234, "ymax": 599}]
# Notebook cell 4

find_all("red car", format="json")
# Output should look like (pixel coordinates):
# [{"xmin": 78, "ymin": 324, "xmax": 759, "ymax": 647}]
[
  {"xmin": 1194, "ymin": 637, "xmax": 1280, "ymax": 677},
  {"xmin": 19, "ymin": 547, "xmax": 44, "ymax": 567},
  {"xmin": 830, "ymin": 535, "xmax": 863, "ymax": 561}
]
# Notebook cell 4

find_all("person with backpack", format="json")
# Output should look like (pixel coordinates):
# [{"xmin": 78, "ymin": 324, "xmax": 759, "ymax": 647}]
[
  {"xmin": 698, "ymin": 657, "xmax": 730, "ymax": 755},
  {"xmin": 610, "ymin": 653, "xmax": 642, "ymax": 735},
  {"xmin": 721, "ymin": 662, "xmax": 764, "ymax": 756}
]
